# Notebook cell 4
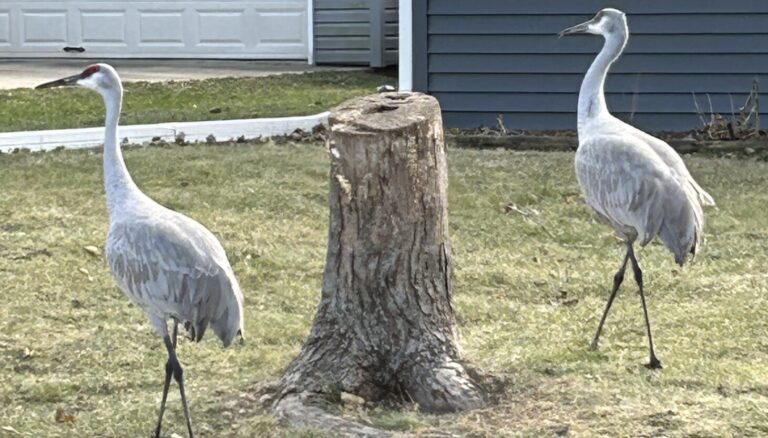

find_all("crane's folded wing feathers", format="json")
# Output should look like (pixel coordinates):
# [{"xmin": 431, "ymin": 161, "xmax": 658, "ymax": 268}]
[
  {"xmin": 575, "ymin": 136, "xmax": 703, "ymax": 265},
  {"xmin": 626, "ymin": 124, "xmax": 715, "ymax": 207},
  {"xmin": 106, "ymin": 215, "xmax": 244, "ymax": 346}
]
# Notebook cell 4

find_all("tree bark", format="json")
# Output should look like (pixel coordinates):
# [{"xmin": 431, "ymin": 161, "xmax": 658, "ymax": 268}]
[{"xmin": 272, "ymin": 93, "xmax": 484, "ymax": 421}]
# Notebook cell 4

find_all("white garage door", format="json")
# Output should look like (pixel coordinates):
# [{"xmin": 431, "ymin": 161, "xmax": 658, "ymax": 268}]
[{"xmin": 0, "ymin": 1, "xmax": 308, "ymax": 59}]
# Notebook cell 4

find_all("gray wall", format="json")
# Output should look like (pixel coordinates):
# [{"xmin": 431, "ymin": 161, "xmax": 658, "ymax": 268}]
[
  {"xmin": 413, "ymin": 0, "xmax": 768, "ymax": 131},
  {"xmin": 314, "ymin": 0, "xmax": 398, "ymax": 66}
]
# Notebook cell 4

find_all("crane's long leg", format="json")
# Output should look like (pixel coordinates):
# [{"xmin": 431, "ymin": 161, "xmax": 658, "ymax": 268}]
[
  {"xmin": 628, "ymin": 246, "xmax": 662, "ymax": 369},
  {"xmin": 154, "ymin": 322, "xmax": 178, "ymax": 438},
  {"xmin": 590, "ymin": 245, "xmax": 631, "ymax": 350},
  {"xmin": 164, "ymin": 328, "xmax": 194, "ymax": 438}
]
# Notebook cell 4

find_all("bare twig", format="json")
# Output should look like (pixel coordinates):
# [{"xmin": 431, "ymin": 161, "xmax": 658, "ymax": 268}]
[
  {"xmin": 692, "ymin": 93, "xmax": 708, "ymax": 128},
  {"xmin": 496, "ymin": 114, "xmax": 507, "ymax": 136},
  {"xmin": 691, "ymin": 93, "xmax": 707, "ymax": 128},
  {"xmin": 691, "ymin": 79, "xmax": 761, "ymax": 141},
  {"xmin": 706, "ymin": 93, "xmax": 715, "ymax": 126}
]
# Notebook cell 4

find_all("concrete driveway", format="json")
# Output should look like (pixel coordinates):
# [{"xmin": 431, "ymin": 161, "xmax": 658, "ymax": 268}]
[{"xmin": 0, "ymin": 59, "xmax": 361, "ymax": 89}]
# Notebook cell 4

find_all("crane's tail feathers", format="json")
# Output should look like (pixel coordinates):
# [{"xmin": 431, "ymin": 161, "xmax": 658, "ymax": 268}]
[
  {"xmin": 688, "ymin": 229, "xmax": 699, "ymax": 262},
  {"xmin": 658, "ymin": 200, "xmax": 700, "ymax": 268},
  {"xmin": 183, "ymin": 319, "xmax": 207, "ymax": 343},
  {"xmin": 691, "ymin": 180, "xmax": 715, "ymax": 207}
]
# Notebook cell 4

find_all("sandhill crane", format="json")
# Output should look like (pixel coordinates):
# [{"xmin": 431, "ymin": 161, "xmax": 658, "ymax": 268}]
[
  {"xmin": 559, "ymin": 9, "xmax": 714, "ymax": 369},
  {"xmin": 37, "ymin": 64, "xmax": 244, "ymax": 437}
]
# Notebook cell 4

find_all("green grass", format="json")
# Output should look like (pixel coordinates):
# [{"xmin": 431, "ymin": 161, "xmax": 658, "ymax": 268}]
[
  {"xmin": 0, "ymin": 69, "xmax": 395, "ymax": 132},
  {"xmin": 0, "ymin": 143, "xmax": 767, "ymax": 437}
]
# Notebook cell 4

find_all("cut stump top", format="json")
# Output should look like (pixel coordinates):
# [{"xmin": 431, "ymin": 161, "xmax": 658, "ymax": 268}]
[{"xmin": 329, "ymin": 92, "xmax": 441, "ymax": 134}]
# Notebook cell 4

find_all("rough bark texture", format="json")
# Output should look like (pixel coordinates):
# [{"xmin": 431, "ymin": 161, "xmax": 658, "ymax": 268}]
[{"xmin": 272, "ymin": 93, "xmax": 483, "ymax": 425}]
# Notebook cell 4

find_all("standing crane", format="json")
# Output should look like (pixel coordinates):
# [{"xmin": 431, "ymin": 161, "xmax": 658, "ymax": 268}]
[
  {"xmin": 37, "ymin": 64, "xmax": 244, "ymax": 437},
  {"xmin": 559, "ymin": 9, "xmax": 715, "ymax": 369}
]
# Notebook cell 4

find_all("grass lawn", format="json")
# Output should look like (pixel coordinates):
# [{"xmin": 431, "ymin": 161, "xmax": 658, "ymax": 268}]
[
  {"xmin": 0, "ymin": 142, "xmax": 766, "ymax": 437},
  {"xmin": 0, "ymin": 69, "xmax": 395, "ymax": 133}
]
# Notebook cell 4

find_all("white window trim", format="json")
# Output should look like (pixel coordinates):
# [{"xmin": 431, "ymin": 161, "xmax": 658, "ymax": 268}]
[
  {"xmin": 307, "ymin": 0, "xmax": 315, "ymax": 64},
  {"xmin": 398, "ymin": 0, "xmax": 413, "ymax": 91}
]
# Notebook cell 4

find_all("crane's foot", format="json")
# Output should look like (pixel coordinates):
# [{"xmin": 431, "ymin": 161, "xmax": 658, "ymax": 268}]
[
  {"xmin": 645, "ymin": 356, "xmax": 663, "ymax": 370},
  {"xmin": 589, "ymin": 339, "xmax": 600, "ymax": 351}
]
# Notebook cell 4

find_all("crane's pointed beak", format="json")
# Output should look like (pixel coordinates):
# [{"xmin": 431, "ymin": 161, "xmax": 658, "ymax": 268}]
[
  {"xmin": 35, "ymin": 74, "xmax": 80, "ymax": 89},
  {"xmin": 558, "ymin": 21, "xmax": 591, "ymax": 38}
]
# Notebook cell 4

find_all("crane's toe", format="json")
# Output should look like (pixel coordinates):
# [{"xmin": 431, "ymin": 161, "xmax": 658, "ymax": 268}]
[{"xmin": 646, "ymin": 357, "xmax": 663, "ymax": 370}]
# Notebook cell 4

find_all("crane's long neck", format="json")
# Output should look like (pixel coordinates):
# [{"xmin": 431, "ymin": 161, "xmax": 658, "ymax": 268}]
[
  {"xmin": 102, "ymin": 86, "xmax": 140, "ymax": 215},
  {"xmin": 577, "ymin": 29, "xmax": 628, "ymax": 136}
]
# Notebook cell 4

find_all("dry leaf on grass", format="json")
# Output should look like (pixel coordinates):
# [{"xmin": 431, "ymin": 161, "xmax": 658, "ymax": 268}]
[
  {"xmin": 340, "ymin": 392, "xmax": 366, "ymax": 406},
  {"xmin": 77, "ymin": 268, "xmax": 94, "ymax": 282},
  {"xmin": 83, "ymin": 245, "xmax": 101, "ymax": 257},
  {"xmin": 54, "ymin": 407, "xmax": 76, "ymax": 423}
]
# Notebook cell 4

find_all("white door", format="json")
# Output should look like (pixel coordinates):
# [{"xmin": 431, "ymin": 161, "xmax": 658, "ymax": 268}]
[{"xmin": 0, "ymin": 1, "xmax": 308, "ymax": 59}]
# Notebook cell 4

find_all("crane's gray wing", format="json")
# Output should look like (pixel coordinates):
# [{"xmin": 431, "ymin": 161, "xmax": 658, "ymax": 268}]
[
  {"xmin": 106, "ymin": 215, "xmax": 244, "ymax": 346},
  {"xmin": 624, "ymin": 123, "xmax": 715, "ymax": 206},
  {"xmin": 575, "ymin": 136, "xmax": 701, "ymax": 264}
]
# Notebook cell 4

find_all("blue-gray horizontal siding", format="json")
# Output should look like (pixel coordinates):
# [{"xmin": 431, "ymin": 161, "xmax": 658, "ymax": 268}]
[
  {"xmin": 314, "ymin": 0, "xmax": 398, "ymax": 66},
  {"xmin": 416, "ymin": 0, "xmax": 768, "ymax": 131},
  {"xmin": 433, "ymin": 93, "xmax": 756, "ymax": 114},
  {"xmin": 428, "ymin": 1, "xmax": 768, "ymax": 15}
]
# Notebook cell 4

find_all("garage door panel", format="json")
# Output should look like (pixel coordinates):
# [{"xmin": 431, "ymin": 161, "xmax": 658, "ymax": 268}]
[
  {"xmin": 197, "ymin": 10, "xmax": 246, "ymax": 47},
  {"xmin": 80, "ymin": 10, "xmax": 127, "ymax": 45},
  {"xmin": 257, "ymin": 11, "xmax": 304, "ymax": 43},
  {"xmin": 0, "ymin": 10, "xmax": 10, "ymax": 45},
  {"xmin": 253, "ymin": 3, "xmax": 307, "ymax": 55},
  {"xmin": 138, "ymin": 9, "xmax": 185, "ymax": 45},
  {"xmin": 0, "ymin": 1, "xmax": 309, "ymax": 59},
  {"xmin": 22, "ymin": 9, "xmax": 68, "ymax": 45}
]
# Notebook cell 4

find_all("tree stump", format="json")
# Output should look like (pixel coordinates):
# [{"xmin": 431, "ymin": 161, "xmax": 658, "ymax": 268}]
[{"xmin": 271, "ymin": 93, "xmax": 483, "ymax": 428}]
